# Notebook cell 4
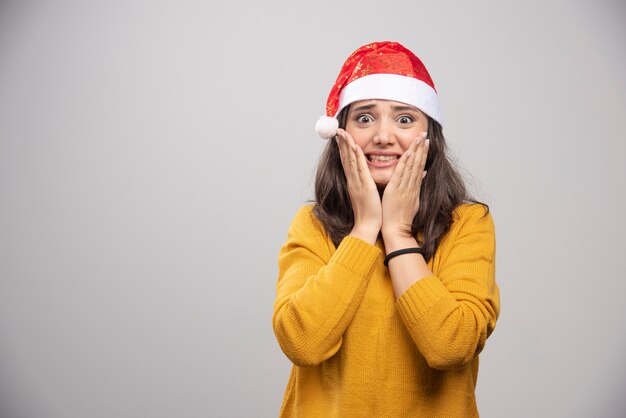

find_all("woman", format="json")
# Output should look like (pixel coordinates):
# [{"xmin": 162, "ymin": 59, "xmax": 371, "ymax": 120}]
[{"xmin": 272, "ymin": 41, "xmax": 500, "ymax": 417}]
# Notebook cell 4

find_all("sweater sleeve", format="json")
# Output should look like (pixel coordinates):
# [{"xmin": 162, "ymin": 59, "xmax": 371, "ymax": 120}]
[
  {"xmin": 396, "ymin": 204, "xmax": 500, "ymax": 370},
  {"xmin": 272, "ymin": 205, "xmax": 382, "ymax": 367}
]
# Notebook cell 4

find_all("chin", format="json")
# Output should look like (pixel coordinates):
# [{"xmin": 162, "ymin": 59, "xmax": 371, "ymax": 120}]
[
  {"xmin": 370, "ymin": 170, "xmax": 392, "ymax": 187},
  {"xmin": 374, "ymin": 179, "xmax": 391, "ymax": 188}
]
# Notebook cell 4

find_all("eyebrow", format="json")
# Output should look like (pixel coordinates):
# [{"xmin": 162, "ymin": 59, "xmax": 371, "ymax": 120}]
[
  {"xmin": 392, "ymin": 105, "xmax": 420, "ymax": 112},
  {"xmin": 350, "ymin": 104, "xmax": 421, "ymax": 113},
  {"xmin": 351, "ymin": 104, "xmax": 376, "ymax": 113}
]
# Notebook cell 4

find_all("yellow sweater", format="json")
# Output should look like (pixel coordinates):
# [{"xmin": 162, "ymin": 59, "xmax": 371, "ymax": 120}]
[{"xmin": 273, "ymin": 203, "xmax": 500, "ymax": 418}]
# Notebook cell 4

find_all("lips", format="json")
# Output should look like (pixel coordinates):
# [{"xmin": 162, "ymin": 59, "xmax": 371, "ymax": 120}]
[
  {"xmin": 366, "ymin": 152, "xmax": 401, "ymax": 161},
  {"xmin": 366, "ymin": 153, "xmax": 400, "ymax": 168}
]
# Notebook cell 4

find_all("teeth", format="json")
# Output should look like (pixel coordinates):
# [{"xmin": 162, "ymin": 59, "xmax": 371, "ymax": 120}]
[{"xmin": 369, "ymin": 155, "xmax": 398, "ymax": 162}]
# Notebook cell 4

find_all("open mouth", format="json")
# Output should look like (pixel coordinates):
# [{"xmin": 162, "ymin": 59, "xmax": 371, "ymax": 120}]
[{"xmin": 366, "ymin": 154, "xmax": 399, "ymax": 162}]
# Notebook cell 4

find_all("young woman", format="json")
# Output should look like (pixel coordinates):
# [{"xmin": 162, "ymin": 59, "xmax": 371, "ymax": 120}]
[{"xmin": 272, "ymin": 41, "xmax": 500, "ymax": 417}]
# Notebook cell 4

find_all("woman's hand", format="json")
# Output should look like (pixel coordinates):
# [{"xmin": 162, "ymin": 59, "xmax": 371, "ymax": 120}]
[
  {"xmin": 381, "ymin": 133, "xmax": 429, "ymax": 240},
  {"xmin": 336, "ymin": 128, "xmax": 382, "ymax": 244}
]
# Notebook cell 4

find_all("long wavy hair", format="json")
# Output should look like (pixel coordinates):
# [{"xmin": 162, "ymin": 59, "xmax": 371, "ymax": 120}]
[{"xmin": 312, "ymin": 105, "xmax": 489, "ymax": 261}]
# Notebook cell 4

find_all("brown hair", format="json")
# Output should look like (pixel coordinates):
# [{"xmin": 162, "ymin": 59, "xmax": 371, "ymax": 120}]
[{"xmin": 311, "ymin": 105, "xmax": 489, "ymax": 261}]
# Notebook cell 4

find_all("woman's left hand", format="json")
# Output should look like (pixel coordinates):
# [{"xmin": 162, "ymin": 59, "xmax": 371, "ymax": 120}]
[{"xmin": 381, "ymin": 133, "xmax": 429, "ymax": 238}]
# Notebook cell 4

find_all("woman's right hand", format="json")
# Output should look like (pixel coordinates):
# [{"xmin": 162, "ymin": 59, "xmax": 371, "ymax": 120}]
[{"xmin": 336, "ymin": 128, "xmax": 382, "ymax": 245}]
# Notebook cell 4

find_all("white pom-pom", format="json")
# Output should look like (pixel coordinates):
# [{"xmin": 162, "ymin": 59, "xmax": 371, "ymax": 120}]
[{"xmin": 314, "ymin": 116, "xmax": 339, "ymax": 139}]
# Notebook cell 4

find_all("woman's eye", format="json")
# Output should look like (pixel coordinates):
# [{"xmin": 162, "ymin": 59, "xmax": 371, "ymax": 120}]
[
  {"xmin": 356, "ymin": 115, "xmax": 372, "ymax": 123},
  {"xmin": 398, "ymin": 115, "xmax": 413, "ymax": 124}
]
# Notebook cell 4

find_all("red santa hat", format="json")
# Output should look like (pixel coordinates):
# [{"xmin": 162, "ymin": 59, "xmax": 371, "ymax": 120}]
[{"xmin": 315, "ymin": 41, "xmax": 443, "ymax": 139}]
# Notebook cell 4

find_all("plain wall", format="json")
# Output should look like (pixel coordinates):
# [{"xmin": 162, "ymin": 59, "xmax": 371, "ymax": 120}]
[{"xmin": 1, "ymin": 0, "xmax": 625, "ymax": 417}]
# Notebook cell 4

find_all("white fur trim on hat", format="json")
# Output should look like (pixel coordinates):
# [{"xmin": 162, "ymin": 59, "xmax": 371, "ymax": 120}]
[
  {"xmin": 336, "ymin": 73, "xmax": 442, "ymax": 125},
  {"xmin": 315, "ymin": 116, "xmax": 339, "ymax": 139}
]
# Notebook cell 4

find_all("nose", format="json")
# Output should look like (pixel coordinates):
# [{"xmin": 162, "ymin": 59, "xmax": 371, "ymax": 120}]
[{"xmin": 373, "ymin": 120, "xmax": 395, "ymax": 145}]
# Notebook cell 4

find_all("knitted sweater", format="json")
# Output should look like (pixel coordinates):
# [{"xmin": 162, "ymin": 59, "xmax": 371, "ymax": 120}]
[{"xmin": 273, "ymin": 203, "xmax": 500, "ymax": 418}]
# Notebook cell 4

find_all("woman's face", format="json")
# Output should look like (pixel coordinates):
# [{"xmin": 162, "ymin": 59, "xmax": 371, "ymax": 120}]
[{"xmin": 344, "ymin": 99, "xmax": 429, "ymax": 187}]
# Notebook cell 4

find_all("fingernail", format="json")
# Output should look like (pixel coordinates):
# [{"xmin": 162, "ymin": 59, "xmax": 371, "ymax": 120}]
[
  {"xmin": 422, "ymin": 170, "xmax": 427, "ymax": 178},
  {"xmin": 425, "ymin": 139, "xmax": 430, "ymax": 147},
  {"xmin": 415, "ymin": 137, "xmax": 422, "ymax": 145},
  {"xmin": 421, "ymin": 131, "xmax": 428, "ymax": 138}
]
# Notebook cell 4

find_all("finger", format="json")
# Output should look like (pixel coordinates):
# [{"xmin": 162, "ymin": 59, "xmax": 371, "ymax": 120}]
[
  {"xmin": 336, "ymin": 130, "xmax": 347, "ymax": 168},
  {"xmin": 337, "ymin": 130, "xmax": 352, "ymax": 168},
  {"xmin": 339, "ymin": 129, "xmax": 361, "ymax": 186},
  {"xmin": 387, "ymin": 148, "xmax": 411, "ymax": 189},
  {"xmin": 399, "ymin": 136, "xmax": 423, "ymax": 189},
  {"xmin": 410, "ymin": 137, "xmax": 429, "ymax": 187},
  {"xmin": 341, "ymin": 128, "xmax": 358, "ymax": 152},
  {"xmin": 418, "ymin": 138, "xmax": 430, "ymax": 177},
  {"xmin": 346, "ymin": 133, "xmax": 358, "ymax": 171},
  {"xmin": 407, "ymin": 133, "xmax": 428, "ymax": 185},
  {"xmin": 341, "ymin": 129, "xmax": 363, "ymax": 185},
  {"xmin": 354, "ymin": 142, "xmax": 373, "ymax": 184},
  {"xmin": 337, "ymin": 130, "xmax": 355, "ymax": 182},
  {"xmin": 340, "ymin": 131, "xmax": 369, "ymax": 178},
  {"xmin": 421, "ymin": 139, "xmax": 430, "ymax": 173}
]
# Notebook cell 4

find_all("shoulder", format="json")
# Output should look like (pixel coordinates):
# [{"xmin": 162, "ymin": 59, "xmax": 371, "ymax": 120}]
[
  {"xmin": 293, "ymin": 203, "xmax": 315, "ymax": 219},
  {"xmin": 435, "ymin": 202, "xmax": 495, "ymax": 263},
  {"xmin": 281, "ymin": 203, "xmax": 334, "ymax": 260},
  {"xmin": 290, "ymin": 203, "xmax": 322, "ymax": 229},
  {"xmin": 446, "ymin": 202, "xmax": 495, "ymax": 245},
  {"xmin": 287, "ymin": 204, "xmax": 329, "ymax": 240},
  {"xmin": 451, "ymin": 202, "xmax": 493, "ymax": 226}
]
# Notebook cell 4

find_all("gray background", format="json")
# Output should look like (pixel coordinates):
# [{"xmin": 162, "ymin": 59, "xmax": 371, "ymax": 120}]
[{"xmin": 1, "ymin": 0, "xmax": 625, "ymax": 417}]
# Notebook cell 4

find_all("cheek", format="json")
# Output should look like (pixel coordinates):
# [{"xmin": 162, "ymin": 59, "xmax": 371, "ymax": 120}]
[
  {"xmin": 398, "ymin": 134, "xmax": 417, "ymax": 151},
  {"xmin": 399, "ymin": 124, "xmax": 429, "ymax": 149},
  {"xmin": 345, "ymin": 129, "xmax": 369, "ymax": 149}
]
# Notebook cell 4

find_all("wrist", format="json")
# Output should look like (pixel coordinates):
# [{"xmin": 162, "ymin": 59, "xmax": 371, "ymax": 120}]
[
  {"xmin": 381, "ymin": 222, "xmax": 413, "ymax": 237},
  {"xmin": 382, "ymin": 234, "xmax": 419, "ymax": 254},
  {"xmin": 350, "ymin": 224, "xmax": 380, "ymax": 245},
  {"xmin": 384, "ymin": 247, "xmax": 425, "ymax": 267}
]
